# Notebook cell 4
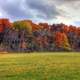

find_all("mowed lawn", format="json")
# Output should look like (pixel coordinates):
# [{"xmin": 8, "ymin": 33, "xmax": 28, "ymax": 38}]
[{"xmin": 0, "ymin": 52, "xmax": 80, "ymax": 80}]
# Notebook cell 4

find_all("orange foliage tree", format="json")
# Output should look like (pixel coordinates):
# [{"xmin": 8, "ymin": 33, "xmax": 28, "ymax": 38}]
[{"xmin": 54, "ymin": 31, "xmax": 71, "ymax": 50}]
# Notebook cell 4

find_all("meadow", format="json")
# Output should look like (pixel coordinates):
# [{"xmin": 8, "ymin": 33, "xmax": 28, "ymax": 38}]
[{"xmin": 0, "ymin": 52, "xmax": 80, "ymax": 80}]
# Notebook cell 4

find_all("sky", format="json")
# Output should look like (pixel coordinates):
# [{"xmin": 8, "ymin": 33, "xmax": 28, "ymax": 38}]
[{"xmin": 0, "ymin": 0, "xmax": 80, "ymax": 26}]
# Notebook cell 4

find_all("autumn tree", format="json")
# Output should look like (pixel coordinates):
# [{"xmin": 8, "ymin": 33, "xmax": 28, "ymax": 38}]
[
  {"xmin": 13, "ymin": 20, "xmax": 32, "ymax": 34},
  {"xmin": 13, "ymin": 20, "xmax": 33, "ymax": 51},
  {"xmin": 54, "ymin": 31, "xmax": 71, "ymax": 51}
]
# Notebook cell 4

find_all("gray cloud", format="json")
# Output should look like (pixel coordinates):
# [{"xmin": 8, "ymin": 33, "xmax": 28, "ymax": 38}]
[
  {"xmin": 0, "ymin": 0, "xmax": 33, "ymax": 19},
  {"xmin": 26, "ymin": 0, "xmax": 60, "ymax": 19},
  {"xmin": 0, "ymin": 0, "xmax": 79, "ymax": 25},
  {"xmin": 0, "ymin": 0, "xmax": 61, "ymax": 21}
]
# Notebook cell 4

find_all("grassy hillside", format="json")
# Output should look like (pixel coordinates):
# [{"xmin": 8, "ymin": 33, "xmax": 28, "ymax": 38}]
[{"xmin": 0, "ymin": 52, "xmax": 80, "ymax": 80}]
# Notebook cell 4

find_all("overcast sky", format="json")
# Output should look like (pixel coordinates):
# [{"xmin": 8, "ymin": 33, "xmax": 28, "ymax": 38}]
[{"xmin": 0, "ymin": 0, "xmax": 80, "ymax": 26}]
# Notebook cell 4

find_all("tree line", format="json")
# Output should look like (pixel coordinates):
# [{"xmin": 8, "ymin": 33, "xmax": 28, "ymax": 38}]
[{"xmin": 0, "ymin": 19, "xmax": 80, "ymax": 52}]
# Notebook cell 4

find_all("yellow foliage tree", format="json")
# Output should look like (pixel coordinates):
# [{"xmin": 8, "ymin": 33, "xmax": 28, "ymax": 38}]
[
  {"xmin": 62, "ymin": 32, "xmax": 71, "ymax": 50},
  {"xmin": 13, "ymin": 20, "xmax": 32, "ymax": 34}
]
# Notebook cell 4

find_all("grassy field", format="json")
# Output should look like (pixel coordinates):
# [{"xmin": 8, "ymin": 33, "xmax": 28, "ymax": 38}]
[{"xmin": 0, "ymin": 52, "xmax": 80, "ymax": 80}]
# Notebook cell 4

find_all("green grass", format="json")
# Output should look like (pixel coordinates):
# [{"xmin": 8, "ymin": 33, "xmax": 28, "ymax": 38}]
[{"xmin": 0, "ymin": 52, "xmax": 80, "ymax": 80}]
